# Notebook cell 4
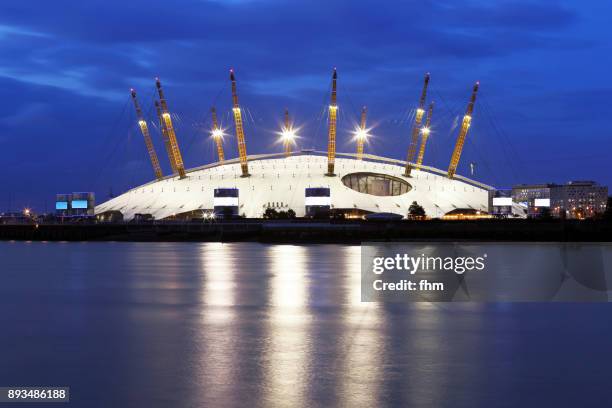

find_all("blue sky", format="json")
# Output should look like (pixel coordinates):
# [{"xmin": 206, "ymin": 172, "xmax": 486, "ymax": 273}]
[{"xmin": 0, "ymin": 0, "xmax": 610, "ymax": 211}]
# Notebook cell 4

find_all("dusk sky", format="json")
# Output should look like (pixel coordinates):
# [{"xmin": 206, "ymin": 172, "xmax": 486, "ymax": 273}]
[{"xmin": 1, "ymin": 0, "xmax": 610, "ymax": 211}]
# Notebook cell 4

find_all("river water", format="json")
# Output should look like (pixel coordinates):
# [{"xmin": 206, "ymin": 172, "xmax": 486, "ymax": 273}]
[{"xmin": 0, "ymin": 242, "xmax": 611, "ymax": 407}]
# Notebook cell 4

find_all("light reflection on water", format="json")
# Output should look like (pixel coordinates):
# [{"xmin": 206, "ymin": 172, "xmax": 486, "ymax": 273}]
[
  {"xmin": 202, "ymin": 242, "xmax": 236, "ymax": 319},
  {"xmin": 334, "ymin": 245, "xmax": 380, "ymax": 407},
  {"xmin": 0, "ymin": 241, "xmax": 611, "ymax": 407},
  {"xmin": 266, "ymin": 245, "xmax": 311, "ymax": 406},
  {"xmin": 198, "ymin": 242, "xmax": 239, "ymax": 406}
]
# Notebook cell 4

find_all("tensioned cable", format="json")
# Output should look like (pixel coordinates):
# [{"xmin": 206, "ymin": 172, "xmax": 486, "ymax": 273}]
[
  {"xmin": 91, "ymin": 95, "xmax": 131, "ymax": 191},
  {"xmin": 429, "ymin": 87, "xmax": 464, "ymax": 166},
  {"xmin": 478, "ymin": 93, "xmax": 522, "ymax": 183},
  {"xmin": 313, "ymin": 78, "xmax": 333, "ymax": 150},
  {"xmin": 431, "ymin": 86, "xmax": 498, "ymax": 184}
]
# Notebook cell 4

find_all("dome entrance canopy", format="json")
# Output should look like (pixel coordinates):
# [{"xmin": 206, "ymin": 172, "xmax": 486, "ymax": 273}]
[{"xmin": 341, "ymin": 172, "xmax": 411, "ymax": 196}]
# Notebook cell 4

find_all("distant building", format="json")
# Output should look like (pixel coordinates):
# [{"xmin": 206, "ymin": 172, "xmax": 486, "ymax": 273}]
[
  {"xmin": 55, "ymin": 192, "xmax": 95, "ymax": 217},
  {"xmin": 0, "ymin": 211, "xmax": 34, "ymax": 224},
  {"xmin": 491, "ymin": 189, "xmax": 513, "ymax": 217},
  {"xmin": 550, "ymin": 181, "xmax": 608, "ymax": 219},
  {"xmin": 511, "ymin": 184, "xmax": 553, "ymax": 217},
  {"xmin": 512, "ymin": 184, "xmax": 552, "ymax": 203},
  {"xmin": 511, "ymin": 181, "xmax": 607, "ymax": 219}
]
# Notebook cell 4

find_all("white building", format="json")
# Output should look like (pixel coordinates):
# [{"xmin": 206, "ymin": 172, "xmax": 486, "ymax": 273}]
[{"xmin": 95, "ymin": 151, "xmax": 493, "ymax": 220}]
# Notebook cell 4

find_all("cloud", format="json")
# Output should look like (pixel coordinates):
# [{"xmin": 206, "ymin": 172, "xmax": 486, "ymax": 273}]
[
  {"xmin": 0, "ymin": 0, "xmax": 584, "ymax": 98},
  {"xmin": 0, "ymin": 0, "xmax": 609, "ymax": 209}
]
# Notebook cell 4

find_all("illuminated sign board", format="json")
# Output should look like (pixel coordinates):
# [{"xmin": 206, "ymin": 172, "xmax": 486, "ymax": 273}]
[
  {"xmin": 213, "ymin": 197, "xmax": 239, "ymax": 207},
  {"xmin": 213, "ymin": 188, "xmax": 239, "ymax": 209},
  {"xmin": 305, "ymin": 187, "xmax": 331, "ymax": 207},
  {"xmin": 492, "ymin": 197, "xmax": 512, "ymax": 206},
  {"xmin": 71, "ymin": 200, "xmax": 88, "ymax": 209},
  {"xmin": 305, "ymin": 196, "xmax": 331, "ymax": 206},
  {"xmin": 55, "ymin": 201, "xmax": 68, "ymax": 210},
  {"xmin": 534, "ymin": 198, "xmax": 550, "ymax": 207}
]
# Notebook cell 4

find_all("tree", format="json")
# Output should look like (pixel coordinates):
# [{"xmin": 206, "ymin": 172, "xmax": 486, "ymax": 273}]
[
  {"xmin": 408, "ymin": 201, "xmax": 426, "ymax": 220},
  {"xmin": 263, "ymin": 208, "xmax": 279, "ymax": 219},
  {"xmin": 263, "ymin": 208, "xmax": 296, "ymax": 220}
]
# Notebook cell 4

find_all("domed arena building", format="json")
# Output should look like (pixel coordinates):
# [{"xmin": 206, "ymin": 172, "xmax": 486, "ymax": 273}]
[
  {"xmin": 95, "ymin": 151, "xmax": 492, "ymax": 220},
  {"xmin": 95, "ymin": 70, "xmax": 494, "ymax": 220}
]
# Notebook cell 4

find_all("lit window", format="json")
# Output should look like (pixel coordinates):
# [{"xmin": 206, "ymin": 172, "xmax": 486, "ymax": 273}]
[{"xmin": 341, "ymin": 172, "xmax": 411, "ymax": 196}]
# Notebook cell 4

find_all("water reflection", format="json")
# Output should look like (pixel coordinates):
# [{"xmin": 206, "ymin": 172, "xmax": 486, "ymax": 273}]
[
  {"xmin": 265, "ymin": 245, "xmax": 311, "ymax": 406},
  {"xmin": 3, "ymin": 242, "xmax": 611, "ymax": 407},
  {"xmin": 269, "ymin": 245, "xmax": 309, "ymax": 310},
  {"xmin": 198, "ymin": 243, "xmax": 241, "ymax": 407},
  {"xmin": 201, "ymin": 242, "xmax": 236, "ymax": 322},
  {"xmin": 340, "ymin": 245, "xmax": 383, "ymax": 407}
]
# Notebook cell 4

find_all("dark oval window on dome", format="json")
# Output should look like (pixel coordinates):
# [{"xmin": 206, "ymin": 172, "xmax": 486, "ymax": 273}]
[{"xmin": 341, "ymin": 172, "xmax": 411, "ymax": 196}]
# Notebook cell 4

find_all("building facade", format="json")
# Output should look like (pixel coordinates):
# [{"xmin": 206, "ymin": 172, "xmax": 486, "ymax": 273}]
[
  {"xmin": 56, "ymin": 192, "xmax": 95, "ymax": 217},
  {"xmin": 550, "ymin": 181, "xmax": 608, "ymax": 219},
  {"xmin": 511, "ymin": 181, "xmax": 608, "ymax": 219}
]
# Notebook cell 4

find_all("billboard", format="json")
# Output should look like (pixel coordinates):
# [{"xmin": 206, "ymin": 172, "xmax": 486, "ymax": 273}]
[
  {"xmin": 493, "ymin": 197, "xmax": 512, "ymax": 206},
  {"xmin": 305, "ymin": 196, "xmax": 331, "ymax": 206},
  {"xmin": 213, "ymin": 188, "xmax": 239, "ymax": 206},
  {"xmin": 305, "ymin": 187, "xmax": 331, "ymax": 216},
  {"xmin": 213, "ymin": 197, "xmax": 239, "ymax": 207},
  {"xmin": 55, "ymin": 201, "xmax": 68, "ymax": 210},
  {"xmin": 71, "ymin": 200, "xmax": 88, "ymax": 209},
  {"xmin": 534, "ymin": 198, "xmax": 550, "ymax": 207}
]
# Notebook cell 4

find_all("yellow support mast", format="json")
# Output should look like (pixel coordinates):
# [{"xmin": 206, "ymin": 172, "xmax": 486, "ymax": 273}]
[
  {"xmin": 230, "ymin": 69, "xmax": 250, "ymax": 177},
  {"xmin": 283, "ymin": 108, "xmax": 291, "ymax": 156},
  {"xmin": 155, "ymin": 77, "xmax": 186, "ymax": 179},
  {"xmin": 154, "ymin": 100, "xmax": 177, "ymax": 174},
  {"xmin": 448, "ymin": 82, "xmax": 479, "ymax": 178},
  {"xmin": 416, "ymin": 101, "xmax": 434, "ymax": 169},
  {"xmin": 326, "ymin": 68, "xmax": 338, "ymax": 176},
  {"xmin": 130, "ymin": 89, "xmax": 163, "ymax": 180},
  {"xmin": 356, "ymin": 106, "xmax": 367, "ymax": 160},
  {"xmin": 211, "ymin": 107, "xmax": 225, "ymax": 162},
  {"xmin": 404, "ymin": 73, "xmax": 430, "ymax": 176}
]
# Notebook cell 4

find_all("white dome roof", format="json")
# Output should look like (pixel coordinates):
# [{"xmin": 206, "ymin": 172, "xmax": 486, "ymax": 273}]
[{"xmin": 95, "ymin": 152, "xmax": 492, "ymax": 220}]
